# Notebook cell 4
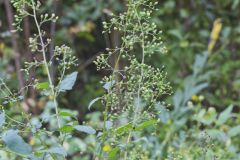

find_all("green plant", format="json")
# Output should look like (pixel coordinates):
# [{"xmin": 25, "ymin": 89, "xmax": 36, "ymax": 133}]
[
  {"xmin": 0, "ymin": 0, "xmax": 80, "ymax": 159},
  {"xmin": 91, "ymin": 0, "xmax": 172, "ymax": 159}
]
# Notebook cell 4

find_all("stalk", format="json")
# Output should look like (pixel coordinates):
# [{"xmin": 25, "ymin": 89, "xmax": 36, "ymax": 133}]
[{"xmin": 31, "ymin": 0, "xmax": 61, "ymax": 130}]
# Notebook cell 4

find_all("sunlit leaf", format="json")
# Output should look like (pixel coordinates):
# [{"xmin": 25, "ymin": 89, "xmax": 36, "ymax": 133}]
[
  {"xmin": 59, "ymin": 111, "xmax": 76, "ymax": 118},
  {"xmin": 35, "ymin": 82, "xmax": 49, "ymax": 90},
  {"xmin": 115, "ymin": 123, "xmax": 133, "ymax": 135},
  {"xmin": 108, "ymin": 147, "xmax": 119, "ymax": 160},
  {"xmin": 135, "ymin": 119, "xmax": 158, "ymax": 131},
  {"xmin": 59, "ymin": 125, "xmax": 74, "ymax": 133}
]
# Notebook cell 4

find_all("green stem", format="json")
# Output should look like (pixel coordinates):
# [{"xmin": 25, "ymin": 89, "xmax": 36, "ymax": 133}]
[{"xmin": 31, "ymin": 1, "xmax": 61, "ymax": 130}]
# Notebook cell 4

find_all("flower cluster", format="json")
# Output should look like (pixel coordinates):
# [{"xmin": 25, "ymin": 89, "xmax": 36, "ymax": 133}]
[{"xmin": 95, "ymin": 0, "xmax": 172, "ymax": 157}]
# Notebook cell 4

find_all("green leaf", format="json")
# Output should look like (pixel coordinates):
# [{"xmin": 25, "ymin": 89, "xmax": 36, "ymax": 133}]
[
  {"xmin": 59, "ymin": 111, "xmax": 76, "ymax": 118},
  {"xmin": 217, "ymin": 105, "xmax": 233, "ymax": 125},
  {"xmin": 228, "ymin": 125, "xmax": 240, "ymax": 137},
  {"xmin": 0, "ymin": 112, "xmax": 5, "ymax": 127},
  {"xmin": 59, "ymin": 72, "xmax": 78, "ymax": 92},
  {"xmin": 74, "ymin": 125, "xmax": 96, "ymax": 134},
  {"xmin": 115, "ymin": 123, "xmax": 134, "ymax": 135},
  {"xmin": 40, "ymin": 147, "xmax": 67, "ymax": 156},
  {"xmin": 134, "ymin": 119, "xmax": 158, "ymax": 131},
  {"xmin": 108, "ymin": 147, "xmax": 119, "ymax": 160},
  {"xmin": 88, "ymin": 97, "xmax": 102, "ymax": 110},
  {"xmin": 2, "ymin": 130, "xmax": 32, "ymax": 155},
  {"xmin": 59, "ymin": 125, "xmax": 74, "ymax": 133},
  {"xmin": 35, "ymin": 82, "xmax": 49, "ymax": 90}
]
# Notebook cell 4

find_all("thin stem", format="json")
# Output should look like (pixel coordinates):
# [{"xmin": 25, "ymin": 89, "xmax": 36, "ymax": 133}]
[{"xmin": 31, "ymin": 0, "xmax": 61, "ymax": 130}]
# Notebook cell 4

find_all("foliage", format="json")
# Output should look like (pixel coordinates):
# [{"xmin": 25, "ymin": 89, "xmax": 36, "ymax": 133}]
[{"xmin": 0, "ymin": 0, "xmax": 239, "ymax": 159}]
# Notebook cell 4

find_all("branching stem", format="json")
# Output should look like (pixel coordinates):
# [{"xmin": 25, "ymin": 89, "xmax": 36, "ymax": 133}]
[{"xmin": 31, "ymin": 0, "xmax": 61, "ymax": 130}]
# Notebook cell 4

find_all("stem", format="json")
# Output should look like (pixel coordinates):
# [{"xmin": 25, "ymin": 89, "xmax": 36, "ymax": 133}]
[
  {"xmin": 31, "ymin": 0, "xmax": 61, "ymax": 130},
  {"xmin": 124, "ymin": 5, "xmax": 145, "ymax": 159}
]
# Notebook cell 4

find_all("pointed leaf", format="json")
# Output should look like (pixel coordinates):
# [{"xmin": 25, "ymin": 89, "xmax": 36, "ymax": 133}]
[
  {"xmin": 74, "ymin": 125, "xmax": 96, "ymax": 134},
  {"xmin": 228, "ymin": 125, "xmax": 240, "ymax": 137},
  {"xmin": 217, "ymin": 105, "xmax": 233, "ymax": 125},
  {"xmin": 88, "ymin": 97, "xmax": 102, "ymax": 110},
  {"xmin": 59, "ymin": 72, "xmax": 78, "ymax": 92},
  {"xmin": 2, "ymin": 130, "xmax": 32, "ymax": 155},
  {"xmin": 108, "ymin": 147, "xmax": 119, "ymax": 160}
]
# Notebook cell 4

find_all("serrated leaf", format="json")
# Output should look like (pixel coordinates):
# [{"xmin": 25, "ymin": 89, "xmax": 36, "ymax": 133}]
[
  {"xmin": 2, "ymin": 130, "xmax": 32, "ymax": 155},
  {"xmin": 35, "ymin": 82, "xmax": 49, "ymax": 90},
  {"xmin": 88, "ymin": 97, "xmax": 102, "ymax": 110},
  {"xmin": 217, "ymin": 105, "xmax": 233, "ymax": 125},
  {"xmin": 74, "ymin": 125, "xmax": 96, "ymax": 134},
  {"xmin": 41, "ymin": 147, "xmax": 67, "ymax": 156},
  {"xmin": 0, "ymin": 112, "xmax": 5, "ymax": 127},
  {"xmin": 59, "ymin": 72, "xmax": 78, "ymax": 92},
  {"xmin": 134, "ymin": 119, "xmax": 158, "ymax": 131},
  {"xmin": 108, "ymin": 147, "xmax": 119, "ymax": 160}
]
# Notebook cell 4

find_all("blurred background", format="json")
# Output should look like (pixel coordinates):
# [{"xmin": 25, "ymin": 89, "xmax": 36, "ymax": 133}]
[{"xmin": 0, "ymin": 0, "xmax": 240, "ymax": 159}]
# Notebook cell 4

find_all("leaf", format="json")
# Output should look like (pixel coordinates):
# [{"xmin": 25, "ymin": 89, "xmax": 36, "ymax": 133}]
[
  {"xmin": 217, "ymin": 105, "xmax": 233, "ymax": 125},
  {"xmin": 173, "ymin": 90, "xmax": 183, "ymax": 109},
  {"xmin": 228, "ymin": 125, "xmax": 240, "ymax": 137},
  {"xmin": 134, "ymin": 119, "xmax": 158, "ymax": 131},
  {"xmin": 115, "ymin": 123, "xmax": 134, "ymax": 135},
  {"xmin": 74, "ymin": 125, "xmax": 96, "ymax": 134},
  {"xmin": 88, "ymin": 97, "xmax": 102, "ymax": 110},
  {"xmin": 59, "ymin": 72, "xmax": 78, "ymax": 92},
  {"xmin": 0, "ymin": 112, "xmax": 5, "ymax": 127},
  {"xmin": 59, "ymin": 111, "xmax": 76, "ymax": 118},
  {"xmin": 106, "ymin": 121, "xmax": 113, "ymax": 130},
  {"xmin": 35, "ymin": 82, "xmax": 49, "ymax": 90},
  {"xmin": 168, "ymin": 29, "xmax": 182, "ymax": 39},
  {"xmin": 103, "ymin": 80, "xmax": 115, "ymax": 91},
  {"xmin": 59, "ymin": 125, "xmax": 74, "ymax": 133},
  {"xmin": 41, "ymin": 147, "xmax": 67, "ymax": 156},
  {"xmin": 108, "ymin": 147, "xmax": 119, "ymax": 160},
  {"xmin": 2, "ymin": 130, "xmax": 32, "ymax": 155}
]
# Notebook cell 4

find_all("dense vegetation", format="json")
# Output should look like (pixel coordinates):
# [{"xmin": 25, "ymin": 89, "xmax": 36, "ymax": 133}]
[{"xmin": 0, "ymin": 0, "xmax": 239, "ymax": 159}]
